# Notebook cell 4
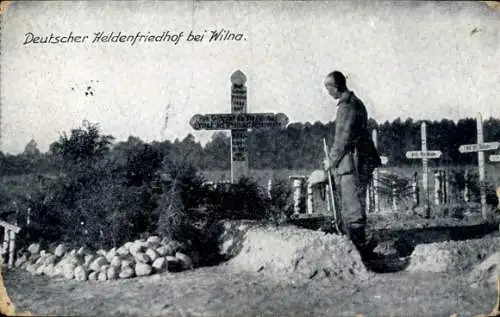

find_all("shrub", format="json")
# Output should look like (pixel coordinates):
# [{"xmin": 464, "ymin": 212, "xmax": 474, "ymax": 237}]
[
  {"xmin": 267, "ymin": 177, "xmax": 294, "ymax": 224},
  {"xmin": 430, "ymin": 204, "xmax": 467, "ymax": 220},
  {"xmin": 153, "ymin": 161, "xmax": 229, "ymax": 265},
  {"xmin": 202, "ymin": 177, "xmax": 269, "ymax": 220},
  {"xmin": 20, "ymin": 122, "xmax": 165, "ymax": 251}
]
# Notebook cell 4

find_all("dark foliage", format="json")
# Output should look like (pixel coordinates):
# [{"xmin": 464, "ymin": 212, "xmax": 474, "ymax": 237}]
[{"xmin": 3, "ymin": 117, "xmax": 500, "ymax": 175}]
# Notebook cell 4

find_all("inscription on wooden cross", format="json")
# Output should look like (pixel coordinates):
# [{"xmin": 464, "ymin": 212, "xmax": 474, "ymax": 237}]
[
  {"xmin": 190, "ymin": 70, "xmax": 289, "ymax": 183},
  {"xmin": 489, "ymin": 154, "xmax": 500, "ymax": 163},
  {"xmin": 405, "ymin": 122, "xmax": 442, "ymax": 216},
  {"xmin": 458, "ymin": 113, "xmax": 499, "ymax": 220}
]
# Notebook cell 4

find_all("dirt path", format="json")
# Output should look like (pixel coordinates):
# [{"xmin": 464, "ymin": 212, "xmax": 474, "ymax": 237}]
[
  {"xmin": 3, "ymin": 218, "xmax": 499, "ymax": 316},
  {"xmin": 3, "ymin": 265, "xmax": 497, "ymax": 317}
]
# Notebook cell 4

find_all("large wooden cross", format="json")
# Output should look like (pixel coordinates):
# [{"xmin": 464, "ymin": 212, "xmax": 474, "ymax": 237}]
[
  {"xmin": 190, "ymin": 70, "xmax": 289, "ymax": 183},
  {"xmin": 458, "ymin": 113, "xmax": 499, "ymax": 220},
  {"xmin": 405, "ymin": 122, "xmax": 442, "ymax": 216}
]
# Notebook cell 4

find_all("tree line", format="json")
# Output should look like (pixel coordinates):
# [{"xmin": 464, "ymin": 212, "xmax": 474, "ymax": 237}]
[{"xmin": 1, "ymin": 116, "xmax": 500, "ymax": 175}]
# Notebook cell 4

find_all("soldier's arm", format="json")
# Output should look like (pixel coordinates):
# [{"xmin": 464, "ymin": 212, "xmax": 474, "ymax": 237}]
[{"xmin": 329, "ymin": 104, "xmax": 356, "ymax": 168}]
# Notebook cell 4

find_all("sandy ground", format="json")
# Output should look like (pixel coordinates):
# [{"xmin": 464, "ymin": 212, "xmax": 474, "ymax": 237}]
[
  {"xmin": 2, "ymin": 219, "xmax": 500, "ymax": 317},
  {"xmin": 2, "ymin": 265, "xmax": 498, "ymax": 317}
]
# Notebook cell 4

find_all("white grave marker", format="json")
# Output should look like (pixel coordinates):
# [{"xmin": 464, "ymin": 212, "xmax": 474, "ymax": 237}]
[
  {"xmin": 458, "ymin": 113, "xmax": 500, "ymax": 220},
  {"xmin": 190, "ymin": 70, "xmax": 289, "ymax": 183},
  {"xmin": 371, "ymin": 129, "xmax": 388, "ymax": 213},
  {"xmin": 489, "ymin": 154, "xmax": 500, "ymax": 162},
  {"xmin": 0, "ymin": 220, "xmax": 21, "ymax": 269},
  {"xmin": 405, "ymin": 122, "xmax": 442, "ymax": 215}
]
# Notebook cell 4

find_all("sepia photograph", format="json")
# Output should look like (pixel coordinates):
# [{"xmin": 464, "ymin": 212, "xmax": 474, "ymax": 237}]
[{"xmin": 0, "ymin": 1, "xmax": 500, "ymax": 316}]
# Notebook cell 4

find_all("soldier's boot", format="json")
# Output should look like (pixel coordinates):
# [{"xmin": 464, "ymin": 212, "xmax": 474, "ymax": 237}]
[{"xmin": 347, "ymin": 224, "xmax": 376, "ymax": 258}]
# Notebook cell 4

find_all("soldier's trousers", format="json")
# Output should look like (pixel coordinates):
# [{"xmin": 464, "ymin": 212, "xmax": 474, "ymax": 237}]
[{"xmin": 334, "ymin": 172, "xmax": 371, "ymax": 242}]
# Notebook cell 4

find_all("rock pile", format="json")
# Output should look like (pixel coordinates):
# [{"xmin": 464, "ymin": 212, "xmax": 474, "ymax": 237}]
[
  {"xmin": 406, "ymin": 237, "xmax": 500, "ymax": 273},
  {"xmin": 15, "ymin": 236, "xmax": 195, "ymax": 281}
]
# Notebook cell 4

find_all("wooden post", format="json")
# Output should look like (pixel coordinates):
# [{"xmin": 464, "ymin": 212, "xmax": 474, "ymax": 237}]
[
  {"xmin": 422, "ymin": 123, "xmax": 429, "ymax": 216},
  {"xmin": 307, "ymin": 182, "xmax": 314, "ymax": 214},
  {"xmin": 0, "ymin": 221, "xmax": 21, "ymax": 269},
  {"xmin": 412, "ymin": 172, "xmax": 419, "ymax": 206},
  {"xmin": 371, "ymin": 129, "xmax": 388, "ymax": 213},
  {"xmin": 458, "ymin": 113, "xmax": 499, "ymax": 220},
  {"xmin": 326, "ymin": 184, "xmax": 332, "ymax": 216},
  {"xmin": 392, "ymin": 180, "xmax": 397, "ymax": 212},
  {"xmin": 477, "ymin": 113, "xmax": 487, "ymax": 219},
  {"xmin": 406, "ymin": 122, "xmax": 442, "ymax": 217},
  {"xmin": 372, "ymin": 130, "xmax": 379, "ymax": 213},
  {"xmin": 290, "ymin": 176, "xmax": 305, "ymax": 215},
  {"xmin": 370, "ymin": 182, "xmax": 375, "ymax": 213},
  {"xmin": 27, "ymin": 207, "xmax": 31, "ymax": 226},
  {"xmin": 464, "ymin": 170, "xmax": 470, "ymax": 203},
  {"xmin": 444, "ymin": 170, "xmax": 449, "ymax": 204},
  {"xmin": 8, "ymin": 230, "xmax": 15, "ymax": 269},
  {"xmin": 267, "ymin": 179, "xmax": 272, "ymax": 200},
  {"xmin": 2, "ymin": 229, "xmax": 8, "ymax": 263},
  {"xmin": 190, "ymin": 70, "xmax": 289, "ymax": 184},
  {"xmin": 434, "ymin": 170, "xmax": 440, "ymax": 205},
  {"xmin": 366, "ymin": 183, "xmax": 372, "ymax": 214}
]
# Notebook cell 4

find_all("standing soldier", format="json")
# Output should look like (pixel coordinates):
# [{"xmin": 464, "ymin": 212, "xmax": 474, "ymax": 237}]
[{"xmin": 323, "ymin": 71, "xmax": 381, "ymax": 252}]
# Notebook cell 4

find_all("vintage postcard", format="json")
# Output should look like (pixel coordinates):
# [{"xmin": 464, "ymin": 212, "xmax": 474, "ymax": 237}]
[{"xmin": 0, "ymin": 1, "xmax": 499, "ymax": 316}]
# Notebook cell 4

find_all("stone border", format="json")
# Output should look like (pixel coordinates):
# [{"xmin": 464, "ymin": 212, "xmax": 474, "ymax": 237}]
[{"xmin": 14, "ymin": 236, "xmax": 195, "ymax": 281}]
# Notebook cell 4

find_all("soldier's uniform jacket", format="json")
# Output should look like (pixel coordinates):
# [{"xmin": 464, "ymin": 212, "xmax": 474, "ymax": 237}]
[{"xmin": 329, "ymin": 91, "xmax": 381, "ymax": 177}]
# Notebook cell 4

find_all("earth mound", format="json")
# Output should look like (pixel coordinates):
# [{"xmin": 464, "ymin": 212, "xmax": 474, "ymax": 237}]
[
  {"xmin": 406, "ymin": 237, "xmax": 500, "ymax": 273},
  {"xmin": 468, "ymin": 251, "xmax": 500, "ymax": 288},
  {"xmin": 220, "ymin": 221, "xmax": 372, "ymax": 283}
]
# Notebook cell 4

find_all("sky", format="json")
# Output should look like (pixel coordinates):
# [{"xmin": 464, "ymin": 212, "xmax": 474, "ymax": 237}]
[{"xmin": 1, "ymin": 0, "xmax": 499, "ymax": 154}]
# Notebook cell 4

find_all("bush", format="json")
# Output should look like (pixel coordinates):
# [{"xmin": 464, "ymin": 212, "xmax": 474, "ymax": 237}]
[
  {"xmin": 430, "ymin": 204, "xmax": 467, "ymax": 220},
  {"xmin": 202, "ymin": 177, "xmax": 269, "ymax": 220},
  {"xmin": 153, "ymin": 161, "xmax": 228, "ymax": 265},
  {"xmin": 18, "ymin": 122, "xmax": 165, "ymax": 251},
  {"xmin": 267, "ymin": 177, "xmax": 294, "ymax": 224}
]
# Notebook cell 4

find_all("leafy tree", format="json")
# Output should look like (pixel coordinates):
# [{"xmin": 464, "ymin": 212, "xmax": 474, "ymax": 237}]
[
  {"xmin": 202, "ymin": 132, "xmax": 230, "ymax": 170},
  {"xmin": 49, "ymin": 121, "xmax": 114, "ymax": 168}
]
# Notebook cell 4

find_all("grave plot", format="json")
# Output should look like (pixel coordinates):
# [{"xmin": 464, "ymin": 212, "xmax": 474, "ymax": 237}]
[{"xmin": 220, "ymin": 221, "xmax": 372, "ymax": 283}]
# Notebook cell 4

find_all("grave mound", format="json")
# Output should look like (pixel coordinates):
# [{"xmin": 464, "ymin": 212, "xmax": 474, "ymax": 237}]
[
  {"xmin": 468, "ymin": 251, "xmax": 499, "ymax": 288},
  {"xmin": 406, "ymin": 237, "xmax": 500, "ymax": 273},
  {"xmin": 220, "ymin": 221, "xmax": 372, "ymax": 282}
]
